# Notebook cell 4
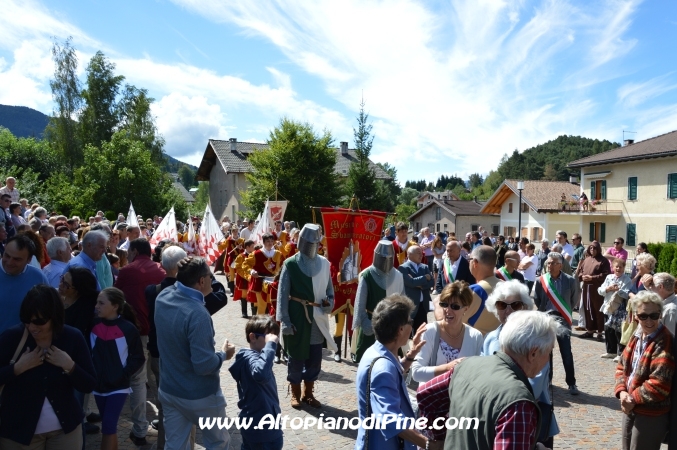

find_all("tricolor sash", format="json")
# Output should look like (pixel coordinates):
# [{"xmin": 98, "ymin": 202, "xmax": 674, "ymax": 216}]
[
  {"xmin": 443, "ymin": 258, "xmax": 455, "ymax": 284},
  {"xmin": 495, "ymin": 267, "xmax": 512, "ymax": 281},
  {"xmin": 540, "ymin": 273, "xmax": 573, "ymax": 325}
]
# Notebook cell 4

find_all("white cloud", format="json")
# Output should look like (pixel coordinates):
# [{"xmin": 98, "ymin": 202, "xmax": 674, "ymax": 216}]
[{"xmin": 617, "ymin": 74, "xmax": 677, "ymax": 108}]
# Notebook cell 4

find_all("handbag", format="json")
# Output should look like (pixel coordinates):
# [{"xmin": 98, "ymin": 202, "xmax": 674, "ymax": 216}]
[
  {"xmin": 606, "ymin": 292, "xmax": 623, "ymax": 314},
  {"xmin": 620, "ymin": 320, "xmax": 637, "ymax": 346},
  {"xmin": 0, "ymin": 328, "xmax": 29, "ymax": 396}
]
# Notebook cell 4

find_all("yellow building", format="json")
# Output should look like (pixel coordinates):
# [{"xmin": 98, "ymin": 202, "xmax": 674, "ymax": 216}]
[{"xmin": 567, "ymin": 131, "xmax": 677, "ymax": 246}]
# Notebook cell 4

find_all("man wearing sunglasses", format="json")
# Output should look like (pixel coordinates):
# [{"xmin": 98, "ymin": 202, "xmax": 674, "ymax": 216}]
[
  {"xmin": 463, "ymin": 245, "xmax": 501, "ymax": 335},
  {"xmin": 0, "ymin": 234, "xmax": 49, "ymax": 334},
  {"xmin": 532, "ymin": 252, "xmax": 580, "ymax": 395},
  {"xmin": 604, "ymin": 237, "xmax": 628, "ymax": 262}
]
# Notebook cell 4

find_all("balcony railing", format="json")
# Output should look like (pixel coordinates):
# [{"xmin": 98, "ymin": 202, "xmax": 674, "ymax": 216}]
[{"xmin": 557, "ymin": 199, "xmax": 624, "ymax": 215}]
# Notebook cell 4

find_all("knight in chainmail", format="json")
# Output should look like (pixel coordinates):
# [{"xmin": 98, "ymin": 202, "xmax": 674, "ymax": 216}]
[
  {"xmin": 351, "ymin": 240, "xmax": 405, "ymax": 363},
  {"xmin": 277, "ymin": 224, "xmax": 334, "ymax": 409}
]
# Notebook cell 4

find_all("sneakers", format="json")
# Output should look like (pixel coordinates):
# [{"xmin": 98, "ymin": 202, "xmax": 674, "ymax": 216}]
[
  {"xmin": 129, "ymin": 431, "xmax": 148, "ymax": 446},
  {"xmin": 333, "ymin": 352, "xmax": 341, "ymax": 363},
  {"xmin": 274, "ymin": 356, "xmax": 281, "ymax": 364},
  {"xmin": 150, "ymin": 419, "xmax": 160, "ymax": 430},
  {"xmin": 600, "ymin": 353, "xmax": 616, "ymax": 359},
  {"xmin": 568, "ymin": 385, "xmax": 580, "ymax": 395},
  {"xmin": 613, "ymin": 356, "xmax": 621, "ymax": 363}
]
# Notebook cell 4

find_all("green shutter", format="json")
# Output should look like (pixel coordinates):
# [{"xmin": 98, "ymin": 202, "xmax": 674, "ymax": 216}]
[
  {"xmin": 626, "ymin": 223, "xmax": 636, "ymax": 246},
  {"xmin": 669, "ymin": 174, "xmax": 677, "ymax": 199},
  {"xmin": 589, "ymin": 222, "xmax": 595, "ymax": 242},
  {"xmin": 601, "ymin": 180, "xmax": 607, "ymax": 200},
  {"xmin": 668, "ymin": 225, "xmax": 677, "ymax": 243},
  {"xmin": 628, "ymin": 177, "xmax": 637, "ymax": 201},
  {"xmin": 590, "ymin": 181, "xmax": 596, "ymax": 199},
  {"xmin": 600, "ymin": 223, "xmax": 606, "ymax": 243}
]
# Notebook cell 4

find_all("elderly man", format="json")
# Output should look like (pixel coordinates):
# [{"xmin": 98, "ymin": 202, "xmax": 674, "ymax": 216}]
[
  {"xmin": 119, "ymin": 224, "xmax": 140, "ymax": 250},
  {"xmin": 435, "ymin": 240, "xmax": 475, "ymax": 294},
  {"xmin": 495, "ymin": 250, "xmax": 525, "ymax": 284},
  {"xmin": 156, "ymin": 257, "xmax": 235, "ymax": 450},
  {"xmin": 642, "ymin": 273, "xmax": 677, "ymax": 333},
  {"xmin": 398, "ymin": 245, "xmax": 434, "ymax": 333},
  {"xmin": 533, "ymin": 251, "xmax": 579, "ymax": 395},
  {"xmin": 43, "ymin": 237, "xmax": 71, "ymax": 288},
  {"xmin": 536, "ymin": 240, "xmax": 551, "ymax": 276},
  {"xmin": 67, "ymin": 230, "xmax": 108, "ymax": 290},
  {"xmin": 0, "ymin": 235, "xmax": 49, "ymax": 334},
  {"xmin": 353, "ymin": 240, "xmax": 405, "ymax": 363},
  {"xmin": 463, "ymin": 245, "xmax": 501, "ymax": 335},
  {"xmin": 0, "ymin": 177, "xmax": 20, "ymax": 203},
  {"xmin": 277, "ymin": 224, "xmax": 335, "ymax": 408},
  {"xmin": 90, "ymin": 223, "xmax": 114, "ymax": 288},
  {"xmin": 445, "ymin": 310, "xmax": 560, "ymax": 450}
]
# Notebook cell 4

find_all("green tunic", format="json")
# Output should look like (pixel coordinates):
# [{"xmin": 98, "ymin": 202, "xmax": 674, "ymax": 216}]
[
  {"xmin": 354, "ymin": 269, "xmax": 386, "ymax": 363},
  {"xmin": 284, "ymin": 256, "xmax": 316, "ymax": 360}
]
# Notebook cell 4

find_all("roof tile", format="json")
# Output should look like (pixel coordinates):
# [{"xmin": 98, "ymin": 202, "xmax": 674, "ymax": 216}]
[{"xmin": 568, "ymin": 130, "xmax": 677, "ymax": 168}]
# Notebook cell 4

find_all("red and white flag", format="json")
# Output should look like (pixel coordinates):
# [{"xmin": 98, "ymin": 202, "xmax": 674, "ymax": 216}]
[
  {"xmin": 198, "ymin": 205, "xmax": 224, "ymax": 265},
  {"xmin": 267, "ymin": 200, "xmax": 287, "ymax": 224},
  {"xmin": 149, "ymin": 207, "xmax": 178, "ymax": 249}
]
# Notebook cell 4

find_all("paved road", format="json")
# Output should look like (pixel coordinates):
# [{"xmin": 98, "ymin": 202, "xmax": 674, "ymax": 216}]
[{"xmin": 84, "ymin": 272, "xmax": 652, "ymax": 450}]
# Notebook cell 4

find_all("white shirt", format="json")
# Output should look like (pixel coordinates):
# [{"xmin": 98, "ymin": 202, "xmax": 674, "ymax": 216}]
[
  {"xmin": 560, "ymin": 243, "xmax": 575, "ymax": 261},
  {"xmin": 240, "ymin": 227, "xmax": 253, "ymax": 240},
  {"xmin": 519, "ymin": 254, "xmax": 538, "ymax": 282}
]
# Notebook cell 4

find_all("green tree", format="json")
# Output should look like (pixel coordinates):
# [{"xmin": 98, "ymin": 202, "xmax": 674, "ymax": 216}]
[
  {"xmin": 80, "ymin": 51, "xmax": 125, "ymax": 149},
  {"xmin": 398, "ymin": 187, "xmax": 419, "ymax": 206},
  {"xmin": 0, "ymin": 128, "xmax": 61, "ymax": 181},
  {"xmin": 45, "ymin": 37, "xmax": 82, "ymax": 173},
  {"xmin": 117, "ymin": 84, "xmax": 165, "ymax": 164},
  {"xmin": 468, "ymin": 173, "xmax": 484, "ymax": 188},
  {"xmin": 241, "ymin": 118, "xmax": 342, "ymax": 226},
  {"xmin": 395, "ymin": 203, "xmax": 417, "ymax": 223},
  {"xmin": 178, "ymin": 165, "xmax": 197, "ymax": 189},
  {"xmin": 190, "ymin": 181, "xmax": 209, "ymax": 215}
]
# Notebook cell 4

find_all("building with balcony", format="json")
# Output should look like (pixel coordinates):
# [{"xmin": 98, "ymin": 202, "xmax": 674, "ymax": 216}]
[
  {"xmin": 567, "ymin": 130, "xmax": 677, "ymax": 246},
  {"xmin": 480, "ymin": 179, "xmax": 582, "ymax": 242}
]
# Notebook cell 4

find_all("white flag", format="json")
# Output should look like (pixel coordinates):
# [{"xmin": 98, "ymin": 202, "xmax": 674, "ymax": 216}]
[
  {"xmin": 198, "ymin": 205, "xmax": 224, "ymax": 265},
  {"xmin": 267, "ymin": 200, "xmax": 288, "ymax": 225},
  {"xmin": 183, "ymin": 215, "xmax": 197, "ymax": 254},
  {"xmin": 149, "ymin": 207, "xmax": 178, "ymax": 249},
  {"xmin": 126, "ymin": 202, "xmax": 139, "ymax": 229}
]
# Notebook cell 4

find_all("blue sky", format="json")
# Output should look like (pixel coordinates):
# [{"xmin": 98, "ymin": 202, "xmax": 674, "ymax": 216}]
[{"xmin": 1, "ymin": 0, "xmax": 676, "ymax": 184}]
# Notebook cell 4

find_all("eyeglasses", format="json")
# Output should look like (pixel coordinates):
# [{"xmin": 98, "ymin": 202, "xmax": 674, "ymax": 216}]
[
  {"xmin": 637, "ymin": 313, "xmax": 660, "ymax": 321},
  {"xmin": 60, "ymin": 275, "xmax": 72, "ymax": 289},
  {"xmin": 495, "ymin": 301, "xmax": 525, "ymax": 311},
  {"xmin": 438, "ymin": 302, "xmax": 462, "ymax": 310},
  {"xmin": 24, "ymin": 317, "xmax": 48, "ymax": 326}
]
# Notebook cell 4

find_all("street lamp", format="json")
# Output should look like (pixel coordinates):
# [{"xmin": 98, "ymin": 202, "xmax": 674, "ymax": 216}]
[{"xmin": 517, "ymin": 180, "xmax": 524, "ymax": 240}]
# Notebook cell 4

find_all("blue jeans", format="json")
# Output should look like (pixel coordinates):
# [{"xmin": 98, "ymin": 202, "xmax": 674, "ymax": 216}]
[
  {"xmin": 287, "ymin": 343, "xmax": 322, "ymax": 384},
  {"xmin": 556, "ymin": 326, "xmax": 576, "ymax": 387},
  {"xmin": 241, "ymin": 435, "xmax": 283, "ymax": 450}
]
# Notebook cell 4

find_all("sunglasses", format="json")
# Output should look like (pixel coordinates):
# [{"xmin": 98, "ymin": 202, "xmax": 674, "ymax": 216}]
[
  {"xmin": 24, "ymin": 317, "xmax": 49, "ymax": 326},
  {"xmin": 438, "ymin": 302, "xmax": 462, "ymax": 310},
  {"xmin": 614, "ymin": 242, "xmax": 621, "ymax": 245},
  {"xmin": 495, "ymin": 301, "xmax": 525, "ymax": 311},
  {"xmin": 637, "ymin": 313, "xmax": 660, "ymax": 321}
]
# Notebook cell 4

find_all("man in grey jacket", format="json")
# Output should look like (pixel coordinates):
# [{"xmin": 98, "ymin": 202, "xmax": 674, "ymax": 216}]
[{"xmin": 155, "ymin": 257, "xmax": 235, "ymax": 450}]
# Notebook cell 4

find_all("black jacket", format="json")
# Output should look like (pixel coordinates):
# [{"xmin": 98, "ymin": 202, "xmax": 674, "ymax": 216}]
[
  {"xmin": 435, "ymin": 257, "xmax": 476, "ymax": 292},
  {"xmin": 0, "ymin": 324, "xmax": 96, "ymax": 445}
]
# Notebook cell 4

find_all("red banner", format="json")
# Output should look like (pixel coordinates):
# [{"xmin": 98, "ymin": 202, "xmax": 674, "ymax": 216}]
[{"xmin": 320, "ymin": 208, "xmax": 387, "ymax": 332}]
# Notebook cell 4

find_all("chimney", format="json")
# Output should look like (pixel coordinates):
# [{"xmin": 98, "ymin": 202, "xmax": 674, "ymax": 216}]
[
  {"xmin": 624, "ymin": 139, "xmax": 634, "ymax": 146},
  {"xmin": 340, "ymin": 141, "xmax": 348, "ymax": 155},
  {"xmin": 229, "ymin": 138, "xmax": 237, "ymax": 152}
]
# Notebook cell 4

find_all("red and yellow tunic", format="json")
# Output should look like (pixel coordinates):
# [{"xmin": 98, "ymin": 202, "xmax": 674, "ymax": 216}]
[
  {"xmin": 317, "ymin": 235, "xmax": 328, "ymax": 256},
  {"xmin": 276, "ymin": 231, "xmax": 290, "ymax": 257},
  {"xmin": 285, "ymin": 242, "xmax": 298, "ymax": 259},
  {"xmin": 392, "ymin": 239, "xmax": 416, "ymax": 268},
  {"xmin": 233, "ymin": 252, "xmax": 251, "ymax": 301},
  {"xmin": 222, "ymin": 236, "xmax": 243, "ymax": 281},
  {"xmin": 243, "ymin": 249, "xmax": 285, "ymax": 306},
  {"xmin": 263, "ymin": 280, "xmax": 279, "ymax": 317}
]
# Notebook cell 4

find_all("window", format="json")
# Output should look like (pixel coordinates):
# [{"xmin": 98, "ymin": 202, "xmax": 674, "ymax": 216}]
[
  {"xmin": 521, "ymin": 227, "xmax": 528, "ymax": 238},
  {"xmin": 522, "ymin": 203, "xmax": 529, "ymax": 213},
  {"xmin": 471, "ymin": 224, "xmax": 479, "ymax": 232},
  {"xmin": 435, "ymin": 207, "xmax": 442, "ymax": 220},
  {"xmin": 492, "ymin": 225, "xmax": 500, "ymax": 236},
  {"xmin": 508, "ymin": 203, "xmax": 513, "ymax": 213},
  {"xmin": 415, "ymin": 222, "xmax": 420, "ymax": 232},
  {"xmin": 591, "ymin": 180, "xmax": 607, "ymax": 200},
  {"xmin": 626, "ymin": 223, "xmax": 636, "ymax": 247},
  {"xmin": 436, "ymin": 223, "xmax": 440, "ymax": 232},
  {"xmin": 628, "ymin": 177, "xmax": 637, "ymax": 201},
  {"xmin": 667, "ymin": 225, "xmax": 677, "ymax": 243},
  {"xmin": 444, "ymin": 223, "xmax": 448, "ymax": 230},
  {"xmin": 504, "ymin": 226, "xmax": 516, "ymax": 238},
  {"xmin": 589, "ymin": 222, "xmax": 606, "ymax": 243},
  {"xmin": 232, "ymin": 205, "xmax": 236, "ymax": 220},
  {"xmin": 531, "ymin": 227, "xmax": 543, "ymax": 242},
  {"xmin": 669, "ymin": 174, "xmax": 677, "ymax": 199}
]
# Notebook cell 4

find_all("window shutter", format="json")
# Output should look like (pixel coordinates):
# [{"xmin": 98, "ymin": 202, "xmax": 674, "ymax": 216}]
[
  {"xmin": 628, "ymin": 177, "xmax": 637, "ymax": 200},
  {"xmin": 601, "ymin": 180, "xmax": 607, "ymax": 200},
  {"xmin": 667, "ymin": 225, "xmax": 677, "ymax": 243},
  {"xmin": 626, "ymin": 223, "xmax": 636, "ymax": 246},
  {"xmin": 669, "ymin": 174, "xmax": 677, "ymax": 199},
  {"xmin": 600, "ymin": 223, "xmax": 606, "ymax": 243},
  {"xmin": 590, "ymin": 181, "xmax": 596, "ymax": 199},
  {"xmin": 589, "ymin": 222, "xmax": 595, "ymax": 242}
]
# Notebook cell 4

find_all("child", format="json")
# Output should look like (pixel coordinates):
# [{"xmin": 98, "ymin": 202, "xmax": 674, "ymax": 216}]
[
  {"xmin": 229, "ymin": 316, "xmax": 283, "ymax": 450},
  {"xmin": 90, "ymin": 287, "xmax": 145, "ymax": 450},
  {"xmin": 598, "ymin": 258, "xmax": 631, "ymax": 360}
]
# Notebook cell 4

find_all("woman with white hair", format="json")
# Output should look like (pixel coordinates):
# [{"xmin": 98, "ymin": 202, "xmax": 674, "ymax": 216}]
[
  {"xmin": 630, "ymin": 252, "xmax": 657, "ymax": 295},
  {"xmin": 615, "ymin": 291, "xmax": 675, "ymax": 450},
  {"xmin": 482, "ymin": 280, "xmax": 559, "ymax": 448}
]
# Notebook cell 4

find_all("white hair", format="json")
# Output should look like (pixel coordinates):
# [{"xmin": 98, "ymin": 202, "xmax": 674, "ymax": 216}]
[
  {"xmin": 83, "ymin": 230, "xmax": 109, "ymax": 247},
  {"xmin": 161, "ymin": 246, "xmax": 187, "ymax": 271},
  {"xmin": 551, "ymin": 244, "xmax": 563, "ymax": 253},
  {"xmin": 486, "ymin": 280, "xmax": 534, "ymax": 316},
  {"xmin": 629, "ymin": 290, "xmax": 664, "ymax": 315},
  {"xmin": 547, "ymin": 252, "xmax": 563, "ymax": 264},
  {"xmin": 46, "ymin": 237, "xmax": 70, "ymax": 259},
  {"xmin": 499, "ymin": 311, "xmax": 562, "ymax": 356},
  {"xmin": 407, "ymin": 245, "xmax": 421, "ymax": 256},
  {"xmin": 636, "ymin": 252, "xmax": 657, "ymax": 271},
  {"xmin": 654, "ymin": 273, "xmax": 676, "ymax": 292}
]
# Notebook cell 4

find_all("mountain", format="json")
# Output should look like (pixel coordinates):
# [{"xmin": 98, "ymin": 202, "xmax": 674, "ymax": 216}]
[{"xmin": 0, "ymin": 104, "xmax": 198, "ymax": 172}]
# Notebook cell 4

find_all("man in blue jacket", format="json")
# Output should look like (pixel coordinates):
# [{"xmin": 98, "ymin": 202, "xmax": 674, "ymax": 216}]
[{"xmin": 398, "ymin": 245, "xmax": 434, "ymax": 332}]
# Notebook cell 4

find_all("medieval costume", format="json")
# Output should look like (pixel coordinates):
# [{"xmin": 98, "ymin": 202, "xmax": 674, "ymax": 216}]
[{"xmin": 243, "ymin": 246, "xmax": 285, "ymax": 315}]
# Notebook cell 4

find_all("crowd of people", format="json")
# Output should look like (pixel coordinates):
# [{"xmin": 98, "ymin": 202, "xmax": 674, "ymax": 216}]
[{"xmin": 1, "ymin": 173, "xmax": 677, "ymax": 449}]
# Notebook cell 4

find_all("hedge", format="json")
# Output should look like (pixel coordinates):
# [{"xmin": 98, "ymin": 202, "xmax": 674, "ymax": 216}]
[{"xmin": 647, "ymin": 243, "xmax": 677, "ymax": 277}]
